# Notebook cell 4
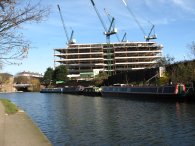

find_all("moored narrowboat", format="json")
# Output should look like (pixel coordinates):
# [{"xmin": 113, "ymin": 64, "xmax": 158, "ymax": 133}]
[{"xmin": 101, "ymin": 84, "xmax": 194, "ymax": 102}]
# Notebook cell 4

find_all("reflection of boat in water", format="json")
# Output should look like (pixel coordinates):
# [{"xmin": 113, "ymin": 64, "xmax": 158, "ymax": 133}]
[
  {"xmin": 40, "ymin": 86, "xmax": 81, "ymax": 94},
  {"xmin": 40, "ymin": 88, "xmax": 63, "ymax": 93},
  {"xmin": 63, "ymin": 86, "xmax": 80, "ymax": 94},
  {"xmin": 81, "ymin": 86, "xmax": 101, "ymax": 96},
  {"xmin": 40, "ymin": 86, "xmax": 101, "ymax": 96},
  {"xmin": 101, "ymin": 84, "xmax": 195, "ymax": 102}
]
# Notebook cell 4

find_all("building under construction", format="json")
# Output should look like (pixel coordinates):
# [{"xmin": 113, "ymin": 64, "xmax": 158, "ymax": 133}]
[
  {"xmin": 54, "ymin": 1, "xmax": 164, "ymax": 81},
  {"xmin": 54, "ymin": 41, "xmax": 163, "ymax": 80}
]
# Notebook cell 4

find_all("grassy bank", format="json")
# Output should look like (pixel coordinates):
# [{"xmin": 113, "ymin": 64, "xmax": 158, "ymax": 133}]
[{"xmin": 0, "ymin": 99, "xmax": 18, "ymax": 114}]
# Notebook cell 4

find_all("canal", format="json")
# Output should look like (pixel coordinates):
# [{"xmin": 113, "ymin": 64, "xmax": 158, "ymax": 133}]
[{"xmin": 1, "ymin": 92, "xmax": 195, "ymax": 145}]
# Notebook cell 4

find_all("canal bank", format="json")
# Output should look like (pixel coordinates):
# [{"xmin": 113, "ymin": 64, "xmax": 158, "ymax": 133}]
[{"xmin": 0, "ymin": 101, "xmax": 51, "ymax": 146}]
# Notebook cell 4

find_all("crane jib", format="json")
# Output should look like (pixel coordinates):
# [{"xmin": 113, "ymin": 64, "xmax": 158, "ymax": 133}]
[{"xmin": 91, "ymin": 0, "xmax": 95, "ymax": 6}]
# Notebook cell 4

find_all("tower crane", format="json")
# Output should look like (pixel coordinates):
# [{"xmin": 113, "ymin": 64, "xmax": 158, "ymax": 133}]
[
  {"xmin": 90, "ymin": 0, "xmax": 117, "ymax": 42},
  {"xmin": 57, "ymin": 4, "xmax": 76, "ymax": 45},
  {"xmin": 121, "ymin": 0, "xmax": 157, "ymax": 42},
  {"xmin": 144, "ymin": 24, "xmax": 157, "ymax": 42},
  {"xmin": 121, "ymin": 32, "xmax": 127, "ymax": 42},
  {"xmin": 90, "ymin": 0, "xmax": 117, "ymax": 76},
  {"xmin": 104, "ymin": 8, "xmax": 120, "ymax": 42},
  {"xmin": 104, "ymin": 8, "xmax": 128, "ymax": 42}
]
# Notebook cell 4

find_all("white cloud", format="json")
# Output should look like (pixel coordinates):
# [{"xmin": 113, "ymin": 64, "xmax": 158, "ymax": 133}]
[
  {"xmin": 172, "ymin": 0, "xmax": 195, "ymax": 14},
  {"xmin": 144, "ymin": 0, "xmax": 195, "ymax": 15},
  {"xmin": 128, "ymin": 0, "xmax": 195, "ymax": 26}
]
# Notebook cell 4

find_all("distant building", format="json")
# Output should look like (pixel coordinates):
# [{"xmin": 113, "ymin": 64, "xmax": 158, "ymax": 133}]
[
  {"xmin": 15, "ymin": 71, "xmax": 43, "ymax": 78},
  {"xmin": 54, "ymin": 42, "xmax": 163, "ymax": 80}
]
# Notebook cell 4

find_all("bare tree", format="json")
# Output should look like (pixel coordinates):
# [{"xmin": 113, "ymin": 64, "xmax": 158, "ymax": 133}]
[
  {"xmin": 0, "ymin": 0, "xmax": 49, "ymax": 66},
  {"xmin": 155, "ymin": 54, "xmax": 175, "ymax": 67},
  {"xmin": 189, "ymin": 41, "xmax": 195, "ymax": 59}
]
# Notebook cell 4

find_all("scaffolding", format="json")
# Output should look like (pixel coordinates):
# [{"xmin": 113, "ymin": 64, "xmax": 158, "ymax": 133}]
[{"xmin": 54, "ymin": 41, "xmax": 163, "ymax": 79}]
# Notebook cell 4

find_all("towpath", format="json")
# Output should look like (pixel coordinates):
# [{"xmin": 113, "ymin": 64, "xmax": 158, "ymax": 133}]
[{"xmin": 0, "ymin": 101, "xmax": 52, "ymax": 146}]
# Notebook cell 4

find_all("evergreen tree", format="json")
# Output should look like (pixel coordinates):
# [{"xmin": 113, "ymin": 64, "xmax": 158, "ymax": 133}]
[
  {"xmin": 93, "ymin": 72, "xmax": 108, "ymax": 87},
  {"xmin": 43, "ymin": 67, "xmax": 54, "ymax": 87},
  {"xmin": 53, "ymin": 65, "xmax": 68, "ymax": 83}
]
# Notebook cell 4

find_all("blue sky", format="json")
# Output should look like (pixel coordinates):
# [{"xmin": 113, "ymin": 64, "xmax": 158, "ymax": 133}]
[{"xmin": 2, "ymin": 0, "xmax": 195, "ymax": 75}]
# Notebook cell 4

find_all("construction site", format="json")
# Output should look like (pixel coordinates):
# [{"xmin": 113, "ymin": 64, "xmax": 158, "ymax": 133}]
[
  {"xmin": 54, "ymin": 0, "xmax": 163, "ymax": 81},
  {"xmin": 54, "ymin": 42, "xmax": 162, "ymax": 80}
]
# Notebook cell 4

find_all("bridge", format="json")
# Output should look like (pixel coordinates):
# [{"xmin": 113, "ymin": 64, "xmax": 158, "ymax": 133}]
[{"xmin": 13, "ymin": 84, "xmax": 32, "ymax": 92}]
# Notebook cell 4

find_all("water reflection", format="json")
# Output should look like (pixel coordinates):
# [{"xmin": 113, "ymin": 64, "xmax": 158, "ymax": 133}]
[{"xmin": 1, "ymin": 93, "xmax": 195, "ymax": 145}]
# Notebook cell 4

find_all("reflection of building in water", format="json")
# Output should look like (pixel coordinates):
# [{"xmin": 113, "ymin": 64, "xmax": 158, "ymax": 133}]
[{"xmin": 54, "ymin": 42, "xmax": 163, "ymax": 80}]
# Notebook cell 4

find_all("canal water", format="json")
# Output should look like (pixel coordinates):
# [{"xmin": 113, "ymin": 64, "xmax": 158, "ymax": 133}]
[{"xmin": 1, "ymin": 92, "xmax": 195, "ymax": 146}]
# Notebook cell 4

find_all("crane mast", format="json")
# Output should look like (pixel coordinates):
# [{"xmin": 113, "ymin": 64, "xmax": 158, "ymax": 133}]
[{"xmin": 90, "ymin": 0, "xmax": 117, "ymax": 76}]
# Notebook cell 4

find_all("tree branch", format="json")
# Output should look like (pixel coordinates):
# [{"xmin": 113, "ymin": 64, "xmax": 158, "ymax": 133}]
[{"xmin": 0, "ymin": 0, "xmax": 50, "ymax": 67}]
